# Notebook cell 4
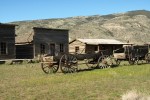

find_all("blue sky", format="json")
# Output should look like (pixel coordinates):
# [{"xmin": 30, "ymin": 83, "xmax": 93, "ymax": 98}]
[{"xmin": 0, "ymin": 0, "xmax": 150, "ymax": 23}]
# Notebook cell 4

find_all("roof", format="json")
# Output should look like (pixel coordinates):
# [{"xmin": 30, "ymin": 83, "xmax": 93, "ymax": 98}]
[
  {"xmin": 75, "ymin": 39, "xmax": 127, "ymax": 45},
  {"xmin": 146, "ymin": 42, "xmax": 150, "ymax": 44},
  {"xmin": 0, "ymin": 23, "xmax": 17, "ymax": 26},
  {"xmin": 33, "ymin": 27, "xmax": 69, "ymax": 31}
]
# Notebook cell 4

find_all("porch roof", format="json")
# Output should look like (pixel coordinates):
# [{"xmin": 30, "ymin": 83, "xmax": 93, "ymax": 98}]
[{"xmin": 77, "ymin": 39, "xmax": 127, "ymax": 45}]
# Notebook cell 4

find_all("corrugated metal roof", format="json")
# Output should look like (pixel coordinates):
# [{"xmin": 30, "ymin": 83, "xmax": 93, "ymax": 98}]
[{"xmin": 77, "ymin": 39, "xmax": 126, "ymax": 45}]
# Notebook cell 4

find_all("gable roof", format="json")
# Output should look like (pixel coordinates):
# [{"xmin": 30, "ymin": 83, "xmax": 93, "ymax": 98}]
[{"xmin": 74, "ymin": 39, "xmax": 127, "ymax": 45}]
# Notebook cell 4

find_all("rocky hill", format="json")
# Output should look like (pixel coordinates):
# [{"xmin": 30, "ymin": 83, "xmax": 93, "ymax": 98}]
[{"xmin": 11, "ymin": 10, "xmax": 150, "ymax": 44}]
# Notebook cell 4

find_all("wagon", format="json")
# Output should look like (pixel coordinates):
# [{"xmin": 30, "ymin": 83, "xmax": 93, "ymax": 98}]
[
  {"xmin": 113, "ymin": 45, "xmax": 150, "ymax": 65},
  {"xmin": 41, "ymin": 50, "xmax": 114, "ymax": 74}
]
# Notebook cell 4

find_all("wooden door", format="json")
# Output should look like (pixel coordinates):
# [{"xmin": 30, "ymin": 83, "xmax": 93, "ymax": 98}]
[{"xmin": 50, "ymin": 44, "xmax": 55, "ymax": 56}]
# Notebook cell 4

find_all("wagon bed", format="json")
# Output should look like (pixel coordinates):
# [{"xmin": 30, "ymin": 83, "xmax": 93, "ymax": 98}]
[{"xmin": 41, "ymin": 50, "xmax": 114, "ymax": 74}]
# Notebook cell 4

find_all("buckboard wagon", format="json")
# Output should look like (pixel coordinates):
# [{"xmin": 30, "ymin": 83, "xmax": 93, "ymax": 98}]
[
  {"xmin": 41, "ymin": 45, "xmax": 150, "ymax": 74},
  {"xmin": 41, "ymin": 50, "xmax": 117, "ymax": 74},
  {"xmin": 113, "ymin": 45, "xmax": 150, "ymax": 65}
]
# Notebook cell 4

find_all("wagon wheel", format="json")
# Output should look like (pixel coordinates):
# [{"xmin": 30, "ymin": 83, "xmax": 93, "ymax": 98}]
[
  {"xmin": 85, "ymin": 58, "xmax": 98, "ymax": 69},
  {"xmin": 128, "ymin": 54, "xmax": 135, "ymax": 65},
  {"xmin": 109, "ymin": 56, "xmax": 120, "ymax": 67},
  {"xmin": 145, "ymin": 53, "xmax": 150, "ymax": 63},
  {"xmin": 128, "ymin": 58, "xmax": 135, "ymax": 65},
  {"xmin": 97, "ymin": 55, "xmax": 112, "ymax": 69},
  {"xmin": 115, "ymin": 59, "xmax": 121, "ymax": 66},
  {"xmin": 135, "ymin": 56, "xmax": 140, "ymax": 65},
  {"xmin": 41, "ymin": 63, "xmax": 59, "ymax": 74},
  {"xmin": 59, "ymin": 54, "xmax": 78, "ymax": 73}
]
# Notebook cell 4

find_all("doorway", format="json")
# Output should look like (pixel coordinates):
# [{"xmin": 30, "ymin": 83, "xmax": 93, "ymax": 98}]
[{"xmin": 50, "ymin": 43, "xmax": 55, "ymax": 56}]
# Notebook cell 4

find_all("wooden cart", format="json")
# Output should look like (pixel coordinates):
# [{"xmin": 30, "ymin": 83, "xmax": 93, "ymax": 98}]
[
  {"xmin": 113, "ymin": 45, "xmax": 150, "ymax": 65},
  {"xmin": 41, "ymin": 50, "xmax": 114, "ymax": 74}
]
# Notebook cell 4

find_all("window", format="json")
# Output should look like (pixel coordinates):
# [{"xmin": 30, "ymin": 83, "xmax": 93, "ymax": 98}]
[
  {"xmin": 60, "ymin": 44, "xmax": 64, "ymax": 52},
  {"xmin": 94, "ymin": 46, "xmax": 98, "ymax": 51},
  {"xmin": 0, "ymin": 42, "xmax": 7, "ymax": 55},
  {"xmin": 40, "ymin": 44, "xmax": 45, "ymax": 54},
  {"xmin": 75, "ymin": 46, "xmax": 79, "ymax": 53}
]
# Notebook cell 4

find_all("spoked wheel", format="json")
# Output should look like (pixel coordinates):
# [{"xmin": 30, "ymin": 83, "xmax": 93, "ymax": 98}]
[
  {"xmin": 59, "ymin": 54, "xmax": 78, "ymax": 73},
  {"xmin": 128, "ymin": 54, "xmax": 135, "ymax": 65},
  {"xmin": 97, "ymin": 55, "xmax": 112, "ymax": 69},
  {"xmin": 145, "ymin": 53, "xmax": 150, "ymax": 63},
  {"xmin": 115, "ymin": 59, "xmax": 121, "ymax": 66},
  {"xmin": 128, "ymin": 58, "xmax": 135, "ymax": 65},
  {"xmin": 41, "ymin": 63, "xmax": 59, "ymax": 74},
  {"xmin": 85, "ymin": 58, "xmax": 98, "ymax": 69},
  {"xmin": 109, "ymin": 57, "xmax": 120, "ymax": 67},
  {"xmin": 135, "ymin": 57, "xmax": 140, "ymax": 65}
]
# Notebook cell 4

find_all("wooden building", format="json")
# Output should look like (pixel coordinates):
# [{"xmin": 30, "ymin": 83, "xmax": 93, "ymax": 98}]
[
  {"xmin": 0, "ymin": 23, "xmax": 16, "ymax": 60},
  {"xmin": 69, "ymin": 39, "xmax": 126, "ymax": 55},
  {"xmin": 145, "ymin": 42, "xmax": 150, "ymax": 51},
  {"xmin": 16, "ymin": 27, "xmax": 69, "ymax": 59}
]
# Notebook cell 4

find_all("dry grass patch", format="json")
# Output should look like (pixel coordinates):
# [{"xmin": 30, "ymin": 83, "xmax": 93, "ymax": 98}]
[{"xmin": 122, "ymin": 90, "xmax": 150, "ymax": 100}]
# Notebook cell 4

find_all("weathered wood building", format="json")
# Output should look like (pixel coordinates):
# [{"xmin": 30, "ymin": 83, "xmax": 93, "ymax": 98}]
[
  {"xmin": 69, "ymin": 39, "xmax": 126, "ymax": 55},
  {"xmin": 0, "ymin": 23, "xmax": 16, "ymax": 60},
  {"xmin": 16, "ymin": 27, "xmax": 69, "ymax": 59}
]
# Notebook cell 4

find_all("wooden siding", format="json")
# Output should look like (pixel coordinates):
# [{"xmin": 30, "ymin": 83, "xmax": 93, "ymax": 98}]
[
  {"xmin": 69, "ymin": 40, "xmax": 86, "ymax": 54},
  {"xmin": 99, "ymin": 44, "xmax": 123, "ymax": 55},
  {"xmin": 69, "ymin": 40, "xmax": 123, "ymax": 55},
  {"xmin": 0, "ymin": 25, "xmax": 15, "ymax": 59},
  {"xmin": 33, "ymin": 28, "xmax": 69, "ymax": 57},
  {"xmin": 16, "ymin": 44, "xmax": 34, "ymax": 59},
  {"xmin": 86, "ymin": 45, "xmax": 98, "ymax": 53}
]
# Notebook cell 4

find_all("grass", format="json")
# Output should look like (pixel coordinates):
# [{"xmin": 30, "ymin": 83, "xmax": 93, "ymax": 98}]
[{"xmin": 0, "ymin": 63, "xmax": 150, "ymax": 100}]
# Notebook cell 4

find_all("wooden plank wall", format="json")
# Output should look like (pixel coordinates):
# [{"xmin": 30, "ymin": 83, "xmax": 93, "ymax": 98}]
[
  {"xmin": 16, "ymin": 44, "xmax": 34, "ymax": 59},
  {"xmin": 33, "ymin": 28, "xmax": 69, "ymax": 57},
  {"xmin": 0, "ymin": 25, "xmax": 15, "ymax": 59},
  {"xmin": 69, "ymin": 40, "xmax": 86, "ymax": 54}
]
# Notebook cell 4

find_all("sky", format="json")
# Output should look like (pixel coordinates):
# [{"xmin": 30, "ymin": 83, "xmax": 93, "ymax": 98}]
[{"xmin": 0, "ymin": 0, "xmax": 150, "ymax": 23}]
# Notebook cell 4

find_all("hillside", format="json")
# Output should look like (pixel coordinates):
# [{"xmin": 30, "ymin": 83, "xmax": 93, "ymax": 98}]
[{"xmin": 11, "ymin": 10, "xmax": 150, "ymax": 44}]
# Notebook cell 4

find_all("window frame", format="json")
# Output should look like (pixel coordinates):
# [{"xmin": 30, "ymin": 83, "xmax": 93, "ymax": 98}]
[
  {"xmin": 0, "ymin": 42, "xmax": 8, "ymax": 55},
  {"xmin": 40, "ymin": 44, "xmax": 46, "ymax": 54},
  {"xmin": 60, "ymin": 44, "xmax": 64, "ymax": 52},
  {"xmin": 75, "ymin": 46, "xmax": 79, "ymax": 53}
]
